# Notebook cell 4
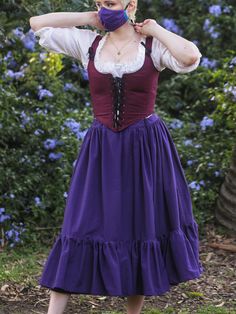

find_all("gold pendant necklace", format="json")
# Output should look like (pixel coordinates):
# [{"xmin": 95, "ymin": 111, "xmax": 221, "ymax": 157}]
[{"xmin": 108, "ymin": 33, "xmax": 137, "ymax": 62}]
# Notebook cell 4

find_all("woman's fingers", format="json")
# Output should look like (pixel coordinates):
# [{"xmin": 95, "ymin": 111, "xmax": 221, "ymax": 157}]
[{"xmin": 134, "ymin": 27, "xmax": 142, "ymax": 33}]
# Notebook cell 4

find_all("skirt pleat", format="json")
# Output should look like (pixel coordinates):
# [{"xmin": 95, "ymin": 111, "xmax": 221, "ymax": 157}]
[{"xmin": 39, "ymin": 113, "xmax": 204, "ymax": 296}]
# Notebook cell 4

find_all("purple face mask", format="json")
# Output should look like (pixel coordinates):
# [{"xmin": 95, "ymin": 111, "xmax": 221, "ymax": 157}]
[{"xmin": 98, "ymin": 3, "xmax": 130, "ymax": 32}]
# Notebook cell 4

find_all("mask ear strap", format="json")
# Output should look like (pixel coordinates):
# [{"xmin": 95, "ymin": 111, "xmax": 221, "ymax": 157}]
[
  {"xmin": 125, "ymin": 2, "xmax": 135, "ymax": 24},
  {"xmin": 124, "ymin": 2, "xmax": 130, "ymax": 10}
]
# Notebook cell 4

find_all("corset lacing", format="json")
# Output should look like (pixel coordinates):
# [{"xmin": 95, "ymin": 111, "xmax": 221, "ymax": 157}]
[{"xmin": 110, "ymin": 76, "xmax": 125, "ymax": 129}]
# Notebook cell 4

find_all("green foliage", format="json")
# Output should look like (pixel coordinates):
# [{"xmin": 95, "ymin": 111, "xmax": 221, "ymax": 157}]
[
  {"xmin": 0, "ymin": 27, "xmax": 93, "ymax": 247},
  {"xmin": 0, "ymin": 240, "xmax": 49, "ymax": 284},
  {"xmin": 157, "ymin": 51, "xmax": 236, "ymax": 232},
  {"xmin": 0, "ymin": 0, "xmax": 236, "ymax": 247}
]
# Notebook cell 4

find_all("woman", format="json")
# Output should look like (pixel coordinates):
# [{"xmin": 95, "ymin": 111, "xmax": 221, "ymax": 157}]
[{"xmin": 30, "ymin": 1, "xmax": 204, "ymax": 313}]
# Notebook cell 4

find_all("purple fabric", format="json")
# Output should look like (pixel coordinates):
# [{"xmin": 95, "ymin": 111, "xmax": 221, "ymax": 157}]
[
  {"xmin": 98, "ymin": 6, "xmax": 129, "ymax": 32},
  {"xmin": 38, "ymin": 113, "xmax": 204, "ymax": 296}
]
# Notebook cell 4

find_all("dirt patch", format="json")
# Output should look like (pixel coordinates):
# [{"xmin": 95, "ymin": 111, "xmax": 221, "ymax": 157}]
[{"xmin": 0, "ymin": 222, "xmax": 236, "ymax": 314}]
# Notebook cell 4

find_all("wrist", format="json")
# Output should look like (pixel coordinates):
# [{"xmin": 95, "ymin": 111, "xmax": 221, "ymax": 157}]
[
  {"xmin": 151, "ymin": 22, "xmax": 168, "ymax": 39},
  {"xmin": 87, "ymin": 11, "xmax": 97, "ymax": 27}
]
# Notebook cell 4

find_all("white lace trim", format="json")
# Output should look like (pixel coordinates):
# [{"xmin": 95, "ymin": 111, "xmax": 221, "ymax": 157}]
[{"xmin": 94, "ymin": 33, "xmax": 147, "ymax": 78}]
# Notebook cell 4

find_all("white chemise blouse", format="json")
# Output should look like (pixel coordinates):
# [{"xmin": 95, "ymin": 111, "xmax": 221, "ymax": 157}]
[{"xmin": 33, "ymin": 26, "xmax": 202, "ymax": 78}]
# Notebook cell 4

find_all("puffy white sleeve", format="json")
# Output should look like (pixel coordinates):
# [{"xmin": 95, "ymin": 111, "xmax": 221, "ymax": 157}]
[
  {"xmin": 151, "ymin": 36, "xmax": 202, "ymax": 73},
  {"xmin": 33, "ymin": 26, "xmax": 99, "ymax": 69}
]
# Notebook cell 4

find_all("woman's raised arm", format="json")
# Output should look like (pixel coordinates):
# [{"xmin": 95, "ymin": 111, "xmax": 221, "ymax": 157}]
[
  {"xmin": 29, "ymin": 12, "xmax": 97, "ymax": 32},
  {"xmin": 29, "ymin": 11, "xmax": 105, "ymax": 66}
]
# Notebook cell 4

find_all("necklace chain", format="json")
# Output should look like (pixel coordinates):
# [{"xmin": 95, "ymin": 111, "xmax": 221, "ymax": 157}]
[{"xmin": 107, "ymin": 33, "xmax": 138, "ymax": 63}]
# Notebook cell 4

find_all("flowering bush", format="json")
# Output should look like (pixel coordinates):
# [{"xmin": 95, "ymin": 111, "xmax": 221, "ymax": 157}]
[
  {"xmin": 0, "ymin": 0, "xmax": 235, "ymax": 247},
  {"xmin": 0, "ymin": 24, "xmax": 93, "ymax": 248},
  {"xmin": 157, "ymin": 52, "xmax": 236, "ymax": 229}
]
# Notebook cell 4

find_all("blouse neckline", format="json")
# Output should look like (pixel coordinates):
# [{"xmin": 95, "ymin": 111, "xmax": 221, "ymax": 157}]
[{"xmin": 94, "ymin": 33, "xmax": 147, "ymax": 75}]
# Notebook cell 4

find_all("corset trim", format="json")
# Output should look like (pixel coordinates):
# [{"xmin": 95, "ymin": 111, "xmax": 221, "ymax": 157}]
[
  {"xmin": 87, "ymin": 35, "xmax": 154, "ymax": 78},
  {"xmin": 94, "ymin": 34, "xmax": 147, "ymax": 77},
  {"xmin": 110, "ymin": 76, "xmax": 126, "ymax": 129},
  {"xmin": 141, "ymin": 41, "xmax": 152, "ymax": 55},
  {"xmin": 87, "ymin": 35, "xmax": 160, "ymax": 132}
]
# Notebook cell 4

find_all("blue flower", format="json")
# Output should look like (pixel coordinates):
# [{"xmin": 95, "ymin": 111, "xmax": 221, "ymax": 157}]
[
  {"xmin": 34, "ymin": 129, "xmax": 44, "ymax": 136},
  {"xmin": 64, "ymin": 83, "xmax": 77, "ymax": 91},
  {"xmin": 6, "ymin": 230, "xmax": 14, "ymax": 238},
  {"xmin": 79, "ymin": 68, "xmax": 89, "ymax": 81},
  {"xmin": 15, "ymin": 237, "xmax": 21, "ymax": 243},
  {"xmin": 76, "ymin": 129, "xmax": 88, "ymax": 140},
  {"xmin": 5, "ymin": 223, "xmax": 25, "ymax": 248},
  {"xmin": 85, "ymin": 101, "xmax": 90, "ymax": 107},
  {"xmin": 199, "ymin": 180, "xmax": 205, "ymax": 186},
  {"xmin": 21, "ymin": 29, "xmax": 36, "ymax": 51},
  {"xmin": 64, "ymin": 118, "xmax": 81, "ymax": 134},
  {"xmin": 12, "ymin": 27, "xmax": 24, "ymax": 39},
  {"xmin": 0, "ymin": 208, "xmax": 5, "ymax": 215},
  {"xmin": 208, "ymin": 162, "xmax": 214, "ymax": 167},
  {"xmin": 162, "ymin": 0, "xmax": 172, "ymax": 5},
  {"xmin": 64, "ymin": 192, "xmax": 68, "ymax": 198},
  {"xmin": 187, "ymin": 159, "xmax": 198, "ymax": 165},
  {"xmin": 36, "ymin": 108, "xmax": 48, "ymax": 115},
  {"xmin": 43, "ymin": 138, "xmax": 58, "ymax": 150},
  {"xmin": 49, "ymin": 152, "xmax": 63, "ymax": 160},
  {"xmin": 38, "ymin": 88, "xmax": 54, "ymax": 100},
  {"xmin": 71, "ymin": 62, "xmax": 80, "ymax": 73},
  {"xmin": 39, "ymin": 52, "xmax": 47, "ymax": 60},
  {"xmin": 20, "ymin": 110, "xmax": 31, "ymax": 125},
  {"xmin": 214, "ymin": 171, "xmax": 220, "ymax": 177},
  {"xmin": 229, "ymin": 57, "xmax": 236, "ymax": 67},
  {"xmin": 189, "ymin": 181, "xmax": 201, "ymax": 191},
  {"xmin": 34, "ymin": 196, "xmax": 41, "ymax": 205},
  {"xmin": 200, "ymin": 57, "xmax": 217, "ymax": 69},
  {"xmin": 0, "ymin": 214, "xmax": 11, "ymax": 223},
  {"xmin": 209, "ymin": 29, "xmax": 220, "ymax": 39},
  {"xmin": 14, "ymin": 230, "xmax": 19, "ymax": 237},
  {"xmin": 73, "ymin": 159, "xmax": 77, "ymax": 168},
  {"xmin": 169, "ymin": 119, "xmax": 184, "ymax": 129},
  {"xmin": 183, "ymin": 139, "xmax": 193, "ymax": 146},
  {"xmin": 4, "ymin": 51, "xmax": 13, "ymax": 61},
  {"xmin": 203, "ymin": 19, "xmax": 220, "ymax": 39},
  {"xmin": 223, "ymin": 6, "xmax": 231, "ymax": 14},
  {"xmin": 162, "ymin": 18, "xmax": 183, "ymax": 35},
  {"xmin": 200, "ymin": 116, "xmax": 214, "ymax": 130},
  {"xmin": 223, "ymin": 84, "xmax": 236, "ymax": 100},
  {"xmin": 209, "ymin": 5, "xmax": 222, "ymax": 17},
  {"xmin": 5, "ymin": 69, "xmax": 25, "ymax": 79}
]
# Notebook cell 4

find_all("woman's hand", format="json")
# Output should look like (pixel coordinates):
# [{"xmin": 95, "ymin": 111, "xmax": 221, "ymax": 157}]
[
  {"xmin": 134, "ymin": 19, "xmax": 157, "ymax": 37},
  {"xmin": 89, "ymin": 12, "xmax": 106, "ymax": 31}
]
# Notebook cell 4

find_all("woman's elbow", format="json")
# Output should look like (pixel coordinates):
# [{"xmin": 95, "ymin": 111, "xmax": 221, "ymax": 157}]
[
  {"xmin": 29, "ymin": 16, "xmax": 42, "ymax": 32},
  {"xmin": 183, "ymin": 52, "xmax": 201, "ymax": 66}
]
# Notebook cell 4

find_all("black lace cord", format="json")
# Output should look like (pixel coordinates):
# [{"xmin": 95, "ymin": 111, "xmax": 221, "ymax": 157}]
[
  {"xmin": 88, "ymin": 46, "xmax": 95, "ymax": 61},
  {"xmin": 87, "ymin": 43, "xmax": 127, "ymax": 129},
  {"xmin": 141, "ymin": 41, "xmax": 152, "ymax": 56},
  {"xmin": 111, "ymin": 77, "xmax": 125, "ymax": 129}
]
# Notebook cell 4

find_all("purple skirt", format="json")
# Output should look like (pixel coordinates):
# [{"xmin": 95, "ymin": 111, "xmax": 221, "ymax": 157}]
[{"xmin": 39, "ymin": 113, "xmax": 204, "ymax": 296}]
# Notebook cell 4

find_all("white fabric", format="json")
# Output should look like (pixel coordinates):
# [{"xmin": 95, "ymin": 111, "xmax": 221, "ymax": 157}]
[{"xmin": 34, "ymin": 26, "xmax": 202, "ymax": 77}]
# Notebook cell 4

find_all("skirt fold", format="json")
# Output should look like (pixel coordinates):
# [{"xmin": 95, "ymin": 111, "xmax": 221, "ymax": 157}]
[
  {"xmin": 39, "ymin": 113, "xmax": 204, "ymax": 296},
  {"xmin": 39, "ymin": 221, "xmax": 203, "ymax": 296}
]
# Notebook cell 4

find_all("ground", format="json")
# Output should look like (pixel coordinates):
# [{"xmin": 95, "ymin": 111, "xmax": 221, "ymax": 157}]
[{"xmin": 0, "ymin": 222, "xmax": 235, "ymax": 314}]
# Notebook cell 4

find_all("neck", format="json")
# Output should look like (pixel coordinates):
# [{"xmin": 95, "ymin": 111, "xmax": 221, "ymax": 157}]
[{"xmin": 107, "ymin": 22, "xmax": 140, "ymax": 42}]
